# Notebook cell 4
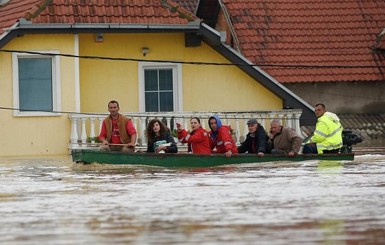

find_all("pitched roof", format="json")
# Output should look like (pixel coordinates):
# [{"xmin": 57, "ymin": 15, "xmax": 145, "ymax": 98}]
[
  {"xmin": 0, "ymin": 0, "xmax": 41, "ymax": 36},
  {"xmin": 0, "ymin": 0, "xmax": 196, "ymax": 36},
  {"xmin": 0, "ymin": 0, "xmax": 315, "ymax": 124},
  {"xmin": 173, "ymin": 0, "xmax": 199, "ymax": 14},
  {"xmin": 220, "ymin": 0, "xmax": 385, "ymax": 83}
]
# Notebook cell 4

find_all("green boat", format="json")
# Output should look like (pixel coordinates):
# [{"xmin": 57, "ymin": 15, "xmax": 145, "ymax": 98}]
[{"xmin": 71, "ymin": 149, "xmax": 355, "ymax": 168}]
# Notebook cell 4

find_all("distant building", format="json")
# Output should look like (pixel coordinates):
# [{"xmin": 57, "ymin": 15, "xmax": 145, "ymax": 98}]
[{"xmin": 176, "ymin": 0, "xmax": 385, "ymax": 145}]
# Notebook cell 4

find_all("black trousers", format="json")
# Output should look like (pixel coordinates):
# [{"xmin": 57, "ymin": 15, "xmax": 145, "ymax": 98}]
[
  {"xmin": 303, "ymin": 143, "xmax": 340, "ymax": 154},
  {"xmin": 323, "ymin": 149, "xmax": 340, "ymax": 154}
]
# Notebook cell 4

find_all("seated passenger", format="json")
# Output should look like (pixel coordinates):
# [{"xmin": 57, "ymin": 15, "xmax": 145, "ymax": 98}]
[
  {"xmin": 303, "ymin": 103, "xmax": 343, "ymax": 154},
  {"xmin": 268, "ymin": 119, "xmax": 303, "ymax": 156},
  {"xmin": 208, "ymin": 115, "xmax": 238, "ymax": 158},
  {"xmin": 146, "ymin": 118, "xmax": 177, "ymax": 153},
  {"xmin": 98, "ymin": 100, "xmax": 137, "ymax": 153},
  {"xmin": 237, "ymin": 118, "xmax": 268, "ymax": 157},
  {"xmin": 176, "ymin": 117, "xmax": 211, "ymax": 154}
]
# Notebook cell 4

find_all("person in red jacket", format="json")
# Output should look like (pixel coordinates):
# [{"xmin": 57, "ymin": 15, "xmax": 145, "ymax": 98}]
[
  {"xmin": 208, "ymin": 115, "xmax": 238, "ymax": 158},
  {"xmin": 176, "ymin": 117, "xmax": 211, "ymax": 154}
]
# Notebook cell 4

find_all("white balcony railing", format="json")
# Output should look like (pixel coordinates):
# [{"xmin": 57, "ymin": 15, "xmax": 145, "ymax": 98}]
[{"xmin": 68, "ymin": 110, "xmax": 302, "ymax": 151}]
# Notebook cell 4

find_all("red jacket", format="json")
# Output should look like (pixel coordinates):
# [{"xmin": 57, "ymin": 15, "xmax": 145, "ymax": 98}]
[
  {"xmin": 209, "ymin": 125, "xmax": 238, "ymax": 154},
  {"xmin": 178, "ymin": 127, "xmax": 211, "ymax": 154}
]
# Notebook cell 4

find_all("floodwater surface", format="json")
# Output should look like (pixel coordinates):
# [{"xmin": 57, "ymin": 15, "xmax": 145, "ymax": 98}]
[{"xmin": 1, "ymin": 154, "xmax": 385, "ymax": 245}]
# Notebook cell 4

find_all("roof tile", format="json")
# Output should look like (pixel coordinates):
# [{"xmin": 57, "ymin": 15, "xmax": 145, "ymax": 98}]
[
  {"xmin": 0, "ymin": 0, "xmax": 41, "ymax": 34},
  {"xmin": 173, "ymin": 0, "xmax": 198, "ymax": 14},
  {"xmin": 221, "ymin": 0, "xmax": 385, "ymax": 83},
  {"xmin": 0, "ymin": 0, "xmax": 197, "ymax": 36}
]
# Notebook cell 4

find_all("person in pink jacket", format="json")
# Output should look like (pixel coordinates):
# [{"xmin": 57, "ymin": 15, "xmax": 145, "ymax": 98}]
[
  {"xmin": 176, "ymin": 117, "xmax": 211, "ymax": 154},
  {"xmin": 208, "ymin": 115, "xmax": 238, "ymax": 158}
]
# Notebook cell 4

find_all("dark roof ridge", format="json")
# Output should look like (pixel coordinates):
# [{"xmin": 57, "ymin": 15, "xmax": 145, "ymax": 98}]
[
  {"xmin": 24, "ymin": 0, "xmax": 52, "ymax": 20},
  {"xmin": 161, "ymin": 0, "xmax": 198, "ymax": 22},
  {"xmin": 0, "ymin": 0, "xmax": 11, "ymax": 6},
  {"xmin": 374, "ymin": 27, "xmax": 385, "ymax": 49}
]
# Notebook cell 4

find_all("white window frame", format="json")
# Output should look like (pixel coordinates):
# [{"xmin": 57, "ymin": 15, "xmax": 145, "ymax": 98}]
[
  {"xmin": 12, "ymin": 51, "xmax": 62, "ymax": 117},
  {"xmin": 138, "ymin": 62, "xmax": 183, "ymax": 112}
]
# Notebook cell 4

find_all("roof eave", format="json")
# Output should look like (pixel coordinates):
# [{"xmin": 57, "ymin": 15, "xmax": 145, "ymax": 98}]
[
  {"xmin": 0, "ymin": 18, "xmax": 201, "ymax": 48},
  {"xmin": 17, "ymin": 17, "xmax": 200, "ymax": 29}
]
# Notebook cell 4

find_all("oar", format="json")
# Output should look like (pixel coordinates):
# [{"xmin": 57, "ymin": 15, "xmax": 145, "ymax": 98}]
[
  {"xmin": 302, "ymin": 132, "xmax": 314, "ymax": 144},
  {"xmin": 109, "ymin": 143, "xmax": 134, "ymax": 147},
  {"xmin": 92, "ymin": 143, "xmax": 135, "ymax": 147},
  {"xmin": 298, "ymin": 132, "xmax": 314, "ymax": 154}
]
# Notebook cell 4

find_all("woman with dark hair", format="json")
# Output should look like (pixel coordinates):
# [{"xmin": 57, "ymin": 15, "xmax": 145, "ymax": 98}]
[
  {"xmin": 176, "ymin": 117, "xmax": 211, "ymax": 154},
  {"xmin": 146, "ymin": 118, "xmax": 178, "ymax": 153}
]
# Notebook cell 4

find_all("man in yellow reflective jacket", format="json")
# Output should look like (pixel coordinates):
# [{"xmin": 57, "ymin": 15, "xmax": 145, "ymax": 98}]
[{"xmin": 303, "ymin": 103, "xmax": 343, "ymax": 154}]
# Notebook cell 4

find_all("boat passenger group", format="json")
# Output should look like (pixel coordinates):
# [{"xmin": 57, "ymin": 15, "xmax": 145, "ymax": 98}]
[{"xmin": 98, "ymin": 100, "xmax": 344, "ymax": 157}]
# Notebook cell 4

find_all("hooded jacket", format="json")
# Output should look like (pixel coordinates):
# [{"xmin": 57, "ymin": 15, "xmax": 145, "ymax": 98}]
[
  {"xmin": 208, "ymin": 115, "xmax": 238, "ymax": 154},
  {"xmin": 309, "ymin": 111, "xmax": 343, "ymax": 154}
]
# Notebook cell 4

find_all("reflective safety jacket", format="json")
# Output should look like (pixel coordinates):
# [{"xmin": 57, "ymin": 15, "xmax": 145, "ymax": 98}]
[{"xmin": 310, "ymin": 112, "xmax": 343, "ymax": 154}]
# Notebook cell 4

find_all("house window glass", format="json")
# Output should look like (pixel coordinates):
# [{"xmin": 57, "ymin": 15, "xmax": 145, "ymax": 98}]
[
  {"xmin": 18, "ymin": 58, "xmax": 53, "ymax": 111},
  {"xmin": 139, "ymin": 62, "xmax": 182, "ymax": 113},
  {"xmin": 144, "ymin": 68, "xmax": 174, "ymax": 112},
  {"xmin": 12, "ymin": 51, "xmax": 61, "ymax": 116}
]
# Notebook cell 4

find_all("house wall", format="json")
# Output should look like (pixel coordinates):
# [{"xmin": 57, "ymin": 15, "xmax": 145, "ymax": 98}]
[
  {"xmin": 285, "ymin": 82, "xmax": 385, "ymax": 113},
  {"xmin": 0, "ymin": 32, "xmax": 282, "ymax": 157},
  {"xmin": 0, "ymin": 34, "xmax": 76, "ymax": 157},
  {"xmin": 78, "ymin": 33, "xmax": 282, "ymax": 113}
]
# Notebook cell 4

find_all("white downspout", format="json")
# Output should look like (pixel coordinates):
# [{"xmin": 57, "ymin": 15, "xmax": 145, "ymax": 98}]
[{"xmin": 74, "ymin": 34, "xmax": 80, "ymax": 112}]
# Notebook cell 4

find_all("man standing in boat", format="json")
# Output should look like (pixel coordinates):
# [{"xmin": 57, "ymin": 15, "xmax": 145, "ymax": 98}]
[
  {"xmin": 303, "ymin": 103, "xmax": 343, "ymax": 154},
  {"xmin": 268, "ymin": 119, "xmax": 303, "ymax": 156},
  {"xmin": 98, "ymin": 100, "xmax": 137, "ymax": 152},
  {"xmin": 208, "ymin": 115, "xmax": 238, "ymax": 158}
]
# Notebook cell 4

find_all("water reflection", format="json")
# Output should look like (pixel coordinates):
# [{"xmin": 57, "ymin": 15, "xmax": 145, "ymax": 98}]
[
  {"xmin": 1, "ymin": 155, "xmax": 385, "ymax": 244},
  {"xmin": 317, "ymin": 160, "xmax": 343, "ymax": 172}
]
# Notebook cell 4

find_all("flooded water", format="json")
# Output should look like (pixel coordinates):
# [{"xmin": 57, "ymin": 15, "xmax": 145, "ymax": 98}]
[{"xmin": 1, "ymin": 154, "xmax": 385, "ymax": 245}]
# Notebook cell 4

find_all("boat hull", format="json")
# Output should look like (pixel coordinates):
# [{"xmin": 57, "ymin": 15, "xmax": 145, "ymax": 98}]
[{"xmin": 71, "ymin": 149, "xmax": 354, "ymax": 168}]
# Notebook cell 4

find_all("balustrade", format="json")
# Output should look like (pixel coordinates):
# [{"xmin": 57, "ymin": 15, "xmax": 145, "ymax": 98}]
[{"xmin": 68, "ymin": 110, "xmax": 302, "ymax": 150}]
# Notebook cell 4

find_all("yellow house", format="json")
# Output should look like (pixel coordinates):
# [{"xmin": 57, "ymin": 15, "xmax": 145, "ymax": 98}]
[{"xmin": 0, "ymin": 0, "xmax": 313, "ymax": 157}]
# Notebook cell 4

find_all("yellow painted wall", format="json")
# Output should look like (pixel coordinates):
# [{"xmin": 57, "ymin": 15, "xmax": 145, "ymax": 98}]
[
  {"xmin": 0, "ymin": 34, "xmax": 76, "ymax": 157},
  {"xmin": 79, "ymin": 33, "xmax": 282, "ymax": 113},
  {"xmin": 1, "ymin": 32, "xmax": 282, "ymax": 157},
  {"xmin": 79, "ymin": 33, "xmax": 140, "ymax": 113},
  {"xmin": 181, "ymin": 43, "xmax": 282, "ymax": 111}
]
